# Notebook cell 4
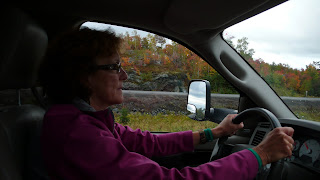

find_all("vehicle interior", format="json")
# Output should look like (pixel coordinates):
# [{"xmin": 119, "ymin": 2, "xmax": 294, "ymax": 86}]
[{"xmin": 1, "ymin": 0, "xmax": 319, "ymax": 179}]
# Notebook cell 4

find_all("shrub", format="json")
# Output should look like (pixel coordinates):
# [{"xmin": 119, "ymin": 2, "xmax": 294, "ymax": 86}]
[
  {"xmin": 120, "ymin": 108, "xmax": 130, "ymax": 124},
  {"xmin": 140, "ymin": 72, "xmax": 153, "ymax": 82}
]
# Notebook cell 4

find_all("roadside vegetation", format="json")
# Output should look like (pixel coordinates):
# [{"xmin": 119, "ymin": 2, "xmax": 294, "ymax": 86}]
[
  {"xmin": 116, "ymin": 31, "xmax": 320, "ymax": 126},
  {"xmin": 295, "ymin": 110, "xmax": 320, "ymax": 122},
  {"xmin": 114, "ymin": 112, "xmax": 218, "ymax": 132},
  {"xmin": 120, "ymin": 31, "xmax": 320, "ymax": 97},
  {"xmin": 114, "ymin": 110, "xmax": 319, "ymax": 132}
]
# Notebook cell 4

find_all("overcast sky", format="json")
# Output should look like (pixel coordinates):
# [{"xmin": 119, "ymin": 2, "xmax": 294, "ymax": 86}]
[
  {"xmin": 224, "ymin": 0, "xmax": 320, "ymax": 70},
  {"xmin": 83, "ymin": 0, "xmax": 319, "ymax": 70}
]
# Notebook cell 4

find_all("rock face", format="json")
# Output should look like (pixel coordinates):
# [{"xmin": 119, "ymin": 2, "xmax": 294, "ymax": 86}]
[{"xmin": 123, "ymin": 71, "xmax": 187, "ymax": 92}]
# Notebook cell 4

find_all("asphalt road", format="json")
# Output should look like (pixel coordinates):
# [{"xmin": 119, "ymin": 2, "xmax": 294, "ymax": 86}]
[
  {"xmin": 1, "ymin": 89, "xmax": 319, "ymax": 113},
  {"xmin": 121, "ymin": 90, "xmax": 320, "ymax": 112}
]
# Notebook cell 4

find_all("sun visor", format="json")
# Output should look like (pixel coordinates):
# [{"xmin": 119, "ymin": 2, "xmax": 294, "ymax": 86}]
[{"xmin": 164, "ymin": 0, "xmax": 269, "ymax": 34}]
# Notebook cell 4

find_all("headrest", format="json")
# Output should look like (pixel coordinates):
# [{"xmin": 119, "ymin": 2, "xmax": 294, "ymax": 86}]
[{"xmin": 0, "ymin": 8, "xmax": 48, "ymax": 90}]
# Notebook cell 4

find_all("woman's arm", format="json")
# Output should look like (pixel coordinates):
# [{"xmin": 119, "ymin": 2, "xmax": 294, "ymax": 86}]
[
  {"xmin": 115, "ymin": 123, "xmax": 194, "ymax": 157},
  {"xmin": 193, "ymin": 114, "xmax": 243, "ymax": 147},
  {"xmin": 60, "ymin": 123, "xmax": 259, "ymax": 180},
  {"xmin": 116, "ymin": 114, "xmax": 243, "ymax": 156}
]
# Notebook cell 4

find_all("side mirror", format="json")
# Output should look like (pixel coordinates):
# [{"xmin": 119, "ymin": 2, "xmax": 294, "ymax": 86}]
[
  {"xmin": 187, "ymin": 80, "xmax": 211, "ymax": 121},
  {"xmin": 187, "ymin": 79, "xmax": 238, "ymax": 123}
]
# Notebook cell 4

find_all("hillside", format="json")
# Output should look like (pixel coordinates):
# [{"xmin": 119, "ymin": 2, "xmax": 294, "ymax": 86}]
[{"xmin": 120, "ymin": 32, "xmax": 320, "ymax": 97}]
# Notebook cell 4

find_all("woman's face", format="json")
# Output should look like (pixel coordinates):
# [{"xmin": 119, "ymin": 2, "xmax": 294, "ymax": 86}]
[{"xmin": 87, "ymin": 52, "xmax": 128, "ymax": 111}]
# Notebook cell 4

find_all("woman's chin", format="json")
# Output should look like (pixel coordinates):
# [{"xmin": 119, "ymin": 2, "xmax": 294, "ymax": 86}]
[{"xmin": 114, "ymin": 97, "xmax": 124, "ymax": 105}]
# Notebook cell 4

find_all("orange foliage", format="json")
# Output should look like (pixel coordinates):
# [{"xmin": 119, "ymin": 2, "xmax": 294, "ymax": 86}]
[
  {"xmin": 121, "ymin": 57, "xmax": 131, "ymax": 66},
  {"xmin": 121, "ymin": 32, "xmax": 320, "ymax": 96}
]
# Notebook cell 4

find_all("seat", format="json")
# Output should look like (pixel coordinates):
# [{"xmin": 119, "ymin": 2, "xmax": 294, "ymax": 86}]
[{"xmin": 0, "ymin": 7, "xmax": 49, "ymax": 180}]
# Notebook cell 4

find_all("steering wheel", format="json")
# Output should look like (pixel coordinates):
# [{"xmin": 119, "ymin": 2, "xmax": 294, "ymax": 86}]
[{"xmin": 210, "ymin": 107, "xmax": 284, "ymax": 180}]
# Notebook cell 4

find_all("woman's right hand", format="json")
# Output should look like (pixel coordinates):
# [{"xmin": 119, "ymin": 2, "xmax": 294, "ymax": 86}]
[{"xmin": 253, "ymin": 127, "xmax": 294, "ymax": 166}]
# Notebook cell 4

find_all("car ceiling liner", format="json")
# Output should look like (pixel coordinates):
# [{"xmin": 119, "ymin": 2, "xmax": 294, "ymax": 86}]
[{"xmin": 164, "ymin": 0, "xmax": 270, "ymax": 34}]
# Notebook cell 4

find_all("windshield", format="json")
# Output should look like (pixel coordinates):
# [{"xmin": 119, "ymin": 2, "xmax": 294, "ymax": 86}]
[{"xmin": 223, "ymin": 0, "xmax": 320, "ymax": 122}]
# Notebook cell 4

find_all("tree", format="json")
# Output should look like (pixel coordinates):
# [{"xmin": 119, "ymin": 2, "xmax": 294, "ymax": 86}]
[
  {"xmin": 313, "ymin": 61, "xmax": 320, "ymax": 70},
  {"xmin": 235, "ymin": 37, "xmax": 255, "ymax": 60},
  {"xmin": 155, "ymin": 35, "xmax": 166, "ymax": 48},
  {"xmin": 141, "ymin": 37, "xmax": 149, "ymax": 49},
  {"xmin": 225, "ymin": 35, "xmax": 235, "ymax": 48},
  {"xmin": 147, "ymin": 33, "xmax": 157, "ymax": 52},
  {"xmin": 304, "ymin": 64, "xmax": 320, "ymax": 96},
  {"xmin": 131, "ymin": 30, "xmax": 141, "ymax": 50}
]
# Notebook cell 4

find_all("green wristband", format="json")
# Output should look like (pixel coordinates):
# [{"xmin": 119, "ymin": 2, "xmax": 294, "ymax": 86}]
[
  {"xmin": 248, "ymin": 148, "xmax": 263, "ymax": 170},
  {"xmin": 207, "ymin": 128, "xmax": 213, "ymax": 141},
  {"xmin": 204, "ymin": 128, "xmax": 213, "ymax": 141},
  {"xmin": 204, "ymin": 129, "xmax": 210, "ymax": 141}
]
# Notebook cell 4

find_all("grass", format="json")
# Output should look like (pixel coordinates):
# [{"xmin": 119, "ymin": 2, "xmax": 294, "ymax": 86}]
[
  {"xmin": 114, "ymin": 112, "xmax": 218, "ymax": 132},
  {"xmin": 294, "ymin": 111, "xmax": 320, "ymax": 122},
  {"xmin": 114, "ymin": 111, "xmax": 320, "ymax": 132}
]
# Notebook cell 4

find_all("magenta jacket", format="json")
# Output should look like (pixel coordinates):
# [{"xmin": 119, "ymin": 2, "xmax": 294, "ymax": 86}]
[{"xmin": 42, "ymin": 104, "xmax": 258, "ymax": 180}]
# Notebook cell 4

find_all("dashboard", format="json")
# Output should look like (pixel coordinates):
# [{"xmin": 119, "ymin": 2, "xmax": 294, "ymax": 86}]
[
  {"xmin": 285, "ymin": 131, "xmax": 320, "ymax": 172},
  {"xmin": 249, "ymin": 120, "xmax": 320, "ymax": 173}
]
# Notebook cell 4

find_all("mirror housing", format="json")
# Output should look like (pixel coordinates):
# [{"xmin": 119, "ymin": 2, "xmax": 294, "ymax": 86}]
[
  {"xmin": 187, "ymin": 79, "xmax": 238, "ymax": 123},
  {"xmin": 187, "ymin": 80, "xmax": 211, "ymax": 121}
]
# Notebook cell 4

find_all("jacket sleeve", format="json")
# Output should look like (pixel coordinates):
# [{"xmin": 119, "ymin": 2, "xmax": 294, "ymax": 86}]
[
  {"xmin": 62, "ymin": 122, "xmax": 259, "ymax": 180},
  {"xmin": 114, "ymin": 123, "xmax": 194, "ymax": 157}
]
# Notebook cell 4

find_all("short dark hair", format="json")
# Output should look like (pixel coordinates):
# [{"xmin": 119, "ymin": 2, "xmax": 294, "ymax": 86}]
[{"xmin": 39, "ymin": 27, "xmax": 122, "ymax": 104}]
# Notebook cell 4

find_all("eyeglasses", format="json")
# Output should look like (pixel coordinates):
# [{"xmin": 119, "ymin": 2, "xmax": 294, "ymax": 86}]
[{"xmin": 93, "ymin": 62, "xmax": 122, "ymax": 73}]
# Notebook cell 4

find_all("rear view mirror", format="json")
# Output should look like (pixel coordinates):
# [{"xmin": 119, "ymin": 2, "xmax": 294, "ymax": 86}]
[{"xmin": 187, "ymin": 80, "xmax": 211, "ymax": 121}]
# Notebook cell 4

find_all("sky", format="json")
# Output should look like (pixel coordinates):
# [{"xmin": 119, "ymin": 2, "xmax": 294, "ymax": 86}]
[
  {"xmin": 224, "ymin": 0, "xmax": 320, "ymax": 70},
  {"xmin": 83, "ymin": 0, "xmax": 320, "ymax": 70},
  {"xmin": 188, "ymin": 81, "xmax": 207, "ymax": 110}
]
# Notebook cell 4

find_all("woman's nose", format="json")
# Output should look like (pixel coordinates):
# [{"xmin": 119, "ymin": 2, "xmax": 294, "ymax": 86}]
[{"xmin": 119, "ymin": 67, "xmax": 128, "ymax": 80}]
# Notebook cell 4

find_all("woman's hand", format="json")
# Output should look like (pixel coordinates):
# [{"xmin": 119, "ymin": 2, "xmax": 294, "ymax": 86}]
[
  {"xmin": 211, "ymin": 114, "xmax": 244, "ymax": 139},
  {"xmin": 192, "ymin": 114, "xmax": 242, "ymax": 146},
  {"xmin": 253, "ymin": 127, "xmax": 294, "ymax": 166}
]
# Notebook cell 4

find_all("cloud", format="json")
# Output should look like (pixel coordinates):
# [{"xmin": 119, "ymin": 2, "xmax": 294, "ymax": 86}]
[
  {"xmin": 224, "ymin": 0, "xmax": 320, "ymax": 69},
  {"xmin": 188, "ymin": 82, "xmax": 207, "ymax": 109}
]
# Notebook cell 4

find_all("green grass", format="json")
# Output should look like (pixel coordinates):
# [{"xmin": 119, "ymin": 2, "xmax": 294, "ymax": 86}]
[
  {"xmin": 114, "ymin": 112, "xmax": 218, "ymax": 132},
  {"xmin": 114, "ymin": 111, "xmax": 320, "ymax": 133},
  {"xmin": 294, "ymin": 111, "xmax": 320, "ymax": 122}
]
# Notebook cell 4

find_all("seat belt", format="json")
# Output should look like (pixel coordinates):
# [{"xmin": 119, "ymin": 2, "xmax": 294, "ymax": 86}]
[
  {"xmin": 209, "ymin": 136, "xmax": 228, "ymax": 162},
  {"xmin": 209, "ymin": 140, "xmax": 220, "ymax": 161}
]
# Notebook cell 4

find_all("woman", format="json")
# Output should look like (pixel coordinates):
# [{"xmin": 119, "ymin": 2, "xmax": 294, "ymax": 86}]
[{"xmin": 40, "ymin": 27, "xmax": 294, "ymax": 180}]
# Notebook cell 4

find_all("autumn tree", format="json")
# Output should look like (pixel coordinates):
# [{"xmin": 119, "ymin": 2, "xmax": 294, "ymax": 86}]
[
  {"xmin": 300, "ymin": 64, "xmax": 320, "ymax": 96},
  {"xmin": 155, "ymin": 35, "xmax": 166, "ymax": 48},
  {"xmin": 131, "ymin": 30, "xmax": 141, "ymax": 50},
  {"xmin": 147, "ymin": 33, "xmax": 157, "ymax": 52},
  {"xmin": 141, "ymin": 37, "xmax": 149, "ymax": 49},
  {"xmin": 120, "ymin": 32, "xmax": 320, "ymax": 97}
]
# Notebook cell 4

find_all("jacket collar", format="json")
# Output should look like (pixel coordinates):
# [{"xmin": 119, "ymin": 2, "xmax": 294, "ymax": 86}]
[
  {"xmin": 72, "ymin": 97, "xmax": 115, "ymax": 133},
  {"xmin": 72, "ymin": 97, "xmax": 96, "ymax": 112}
]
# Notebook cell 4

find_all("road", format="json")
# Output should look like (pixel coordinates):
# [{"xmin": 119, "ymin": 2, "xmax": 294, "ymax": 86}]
[
  {"xmin": 121, "ymin": 90, "xmax": 320, "ymax": 112},
  {"xmin": 1, "ymin": 89, "xmax": 319, "ymax": 113}
]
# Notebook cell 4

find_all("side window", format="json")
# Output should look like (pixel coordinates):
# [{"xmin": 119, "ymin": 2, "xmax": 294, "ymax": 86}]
[{"xmin": 81, "ymin": 22, "xmax": 239, "ymax": 132}]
